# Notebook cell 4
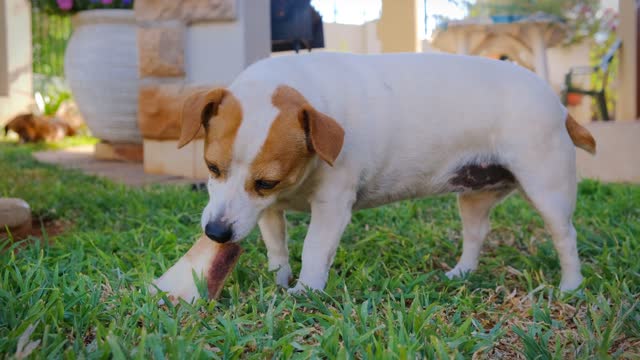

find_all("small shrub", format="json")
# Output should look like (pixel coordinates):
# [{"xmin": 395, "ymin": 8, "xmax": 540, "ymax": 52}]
[{"xmin": 40, "ymin": 0, "xmax": 134, "ymax": 16}]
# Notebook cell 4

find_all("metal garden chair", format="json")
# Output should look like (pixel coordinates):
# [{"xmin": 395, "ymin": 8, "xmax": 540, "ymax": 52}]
[{"xmin": 561, "ymin": 38, "xmax": 622, "ymax": 121}]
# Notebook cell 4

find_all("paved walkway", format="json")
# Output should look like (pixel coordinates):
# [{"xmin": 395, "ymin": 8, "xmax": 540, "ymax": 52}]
[{"xmin": 34, "ymin": 145, "xmax": 199, "ymax": 187}]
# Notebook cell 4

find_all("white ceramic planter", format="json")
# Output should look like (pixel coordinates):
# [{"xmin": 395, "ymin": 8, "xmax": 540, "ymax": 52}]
[{"xmin": 64, "ymin": 9, "xmax": 141, "ymax": 143}]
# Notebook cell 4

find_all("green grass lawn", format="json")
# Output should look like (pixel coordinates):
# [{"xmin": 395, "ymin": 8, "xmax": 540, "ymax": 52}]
[{"xmin": 1, "ymin": 139, "xmax": 639, "ymax": 359}]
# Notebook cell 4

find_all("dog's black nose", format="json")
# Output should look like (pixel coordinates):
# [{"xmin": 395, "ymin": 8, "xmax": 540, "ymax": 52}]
[{"xmin": 204, "ymin": 220, "xmax": 233, "ymax": 243}]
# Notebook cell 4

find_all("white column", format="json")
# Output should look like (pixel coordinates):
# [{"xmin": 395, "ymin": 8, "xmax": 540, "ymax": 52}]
[
  {"xmin": 617, "ymin": 0, "xmax": 638, "ymax": 121},
  {"xmin": 377, "ymin": 0, "xmax": 421, "ymax": 53},
  {"xmin": 0, "ymin": 4, "xmax": 6, "ymax": 96},
  {"xmin": 0, "ymin": 0, "xmax": 33, "ymax": 125},
  {"xmin": 528, "ymin": 25, "xmax": 549, "ymax": 82},
  {"xmin": 456, "ymin": 30, "xmax": 470, "ymax": 55},
  {"xmin": 186, "ymin": 0, "xmax": 270, "ymax": 86}
]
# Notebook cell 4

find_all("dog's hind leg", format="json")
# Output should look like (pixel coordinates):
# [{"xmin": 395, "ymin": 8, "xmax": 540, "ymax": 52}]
[
  {"xmin": 258, "ymin": 208, "xmax": 292, "ymax": 287},
  {"xmin": 513, "ymin": 145, "xmax": 583, "ymax": 291},
  {"xmin": 446, "ymin": 190, "xmax": 512, "ymax": 279},
  {"xmin": 517, "ymin": 177, "xmax": 583, "ymax": 291}
]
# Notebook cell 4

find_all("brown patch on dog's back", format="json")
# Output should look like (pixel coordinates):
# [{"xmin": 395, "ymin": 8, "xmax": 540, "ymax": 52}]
[
  {"xmin": 450, "ymin": 163, "xmax": 516, "ymax": 192},
  {"xmin": 203, "ymin": 93, "xmax": 243, "ymax": 179}
]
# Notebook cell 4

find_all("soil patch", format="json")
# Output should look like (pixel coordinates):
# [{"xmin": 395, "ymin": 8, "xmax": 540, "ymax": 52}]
[{"xmin": 1, "ymin": 216, "xmax": 71, "ymax": 252}]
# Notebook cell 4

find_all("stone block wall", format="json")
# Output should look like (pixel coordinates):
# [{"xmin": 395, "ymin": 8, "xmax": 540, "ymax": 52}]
[
  {"xmin": 134, "ymin": 0, "xmax": 270, "ymax": 178},
  {"xmin": 135, "ymin": 0, "xmax": 236, "ymax": 23},
  {"xmin": 135, "ymin": 0, "xmax": 237, "ymax": 142},
  {"xmin": 138, "ymin": 25, "xmax": 185, "ymax": 78}
]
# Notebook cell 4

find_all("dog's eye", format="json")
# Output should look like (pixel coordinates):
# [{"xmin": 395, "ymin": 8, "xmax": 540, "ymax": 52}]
[
  {"xmin": 207, "ymin": 163, "xmax": 221, "ymax": 176},
  {"xmin": 255, "ymin": 179, "xmax": 279, "ymax": 191}
]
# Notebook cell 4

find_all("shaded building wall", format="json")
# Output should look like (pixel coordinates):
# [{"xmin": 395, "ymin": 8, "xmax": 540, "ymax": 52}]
[{"xmin": 0, "ymin": 0, "xmax": 33, "ymax": 126}]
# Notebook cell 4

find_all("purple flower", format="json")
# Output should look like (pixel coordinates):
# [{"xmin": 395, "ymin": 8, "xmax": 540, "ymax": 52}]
[
  {"xmin": 101, "ymin": 0, "xmax": 113, "ymax": 4},
  {"xmin": 122, "ymin": 0, "xmax": 132, "ymax": 4},
  {"xmin": 56, "ymin": 0, "xmax": 73, "ymax": 10}
]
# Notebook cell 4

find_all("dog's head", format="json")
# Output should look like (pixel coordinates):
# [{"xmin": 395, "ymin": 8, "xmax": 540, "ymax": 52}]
[{"xmin": 178, "ymin": 85, "xmax": 344, "ymax": 243}]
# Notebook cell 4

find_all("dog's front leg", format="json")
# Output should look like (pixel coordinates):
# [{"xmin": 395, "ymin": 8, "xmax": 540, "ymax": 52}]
[
  {"xmin": 258, "ymin": 208, "xmax": 292, "ymax": 287},
  {"xmin": 289, "ymin": 196, "xmax": 354, "ymax": 293}
]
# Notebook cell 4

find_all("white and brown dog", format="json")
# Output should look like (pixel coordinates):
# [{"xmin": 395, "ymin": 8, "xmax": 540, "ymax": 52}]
[{"xmin": 153, "ymin": 52, "xmax": 596, "ymax": 300}]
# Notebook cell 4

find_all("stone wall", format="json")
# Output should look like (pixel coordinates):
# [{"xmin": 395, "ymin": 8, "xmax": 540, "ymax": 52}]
[
  {"xmin": 134, "ymin": 0, "xmax": 237, "ymax": 141},
  {"xmin": 135, "ymin": 0, "xmax": 236, "ymax": 23},
  {"xmin": 134, "ymin": 0, "xmax": 270, "ymax": 178}
]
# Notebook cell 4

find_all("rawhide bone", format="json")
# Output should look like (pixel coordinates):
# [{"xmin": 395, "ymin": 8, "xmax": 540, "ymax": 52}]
[
  {"xmin": 206, "ymin": 240, "xmax": 242, "ymax": 299},
  {"xmin": 150, "ymin": 234, "xmax": 242, "ymax": 303}
]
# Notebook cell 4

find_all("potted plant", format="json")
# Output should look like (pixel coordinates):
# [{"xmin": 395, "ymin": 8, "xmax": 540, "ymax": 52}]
[
  {"xmin": 45, "ymin": 0, "xmax": 141, "ymax": 144},
  {"xmin": 566, "ymin": 92, "xmax": 583, "ymax": 106}
]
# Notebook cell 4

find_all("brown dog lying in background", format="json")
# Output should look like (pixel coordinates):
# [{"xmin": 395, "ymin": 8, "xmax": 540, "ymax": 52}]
[{"xmin": 4, "ymin": 113, "xmax": 76, "ymax": 143}]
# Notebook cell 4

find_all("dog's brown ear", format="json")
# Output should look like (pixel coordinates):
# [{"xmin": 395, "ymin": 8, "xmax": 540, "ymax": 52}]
[
  {"xmin": 298, "ymin": 104, "xmax": 345, "ymax": 166},
  {"xmin": 178, "ymin": 88, "xmax": 227, "ymax": 149}
]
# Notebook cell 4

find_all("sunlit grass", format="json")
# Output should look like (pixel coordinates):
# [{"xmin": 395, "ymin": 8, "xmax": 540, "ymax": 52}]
[{"xmin": 1, "ymin": 139, "xmax": 638, "ymax": 358}]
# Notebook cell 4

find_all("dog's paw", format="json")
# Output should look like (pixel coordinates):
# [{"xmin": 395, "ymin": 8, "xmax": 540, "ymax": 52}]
[
  {"xmin": 287, "ymin": 282, "xmax": 308, "ymax": 295},
  {"xmin": 559, "ymin": 273, "xmax": 584, "ymax": 293},
  {"xmin": 287, "ymin": 279, "xmax": 327, "ymax": 295},
  {"xmin": 274, "ymin": 264, "xmax": 293, "ymax": 288},
  {"xmin": 445, "ymin": 265, "xmax": 474, "ymax": 279},
  {"xmin": 288, "ymin": 282, "xmax": 325, "ymax": 295}
]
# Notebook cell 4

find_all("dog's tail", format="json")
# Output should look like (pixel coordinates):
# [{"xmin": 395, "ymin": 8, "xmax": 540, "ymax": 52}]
[{"xmin": 566, "ymin": 114, "xmax": 596, "ymax": 155}]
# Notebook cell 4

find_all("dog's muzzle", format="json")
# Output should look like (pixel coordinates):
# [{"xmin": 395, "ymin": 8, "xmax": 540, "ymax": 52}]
[{"xmin": 204, "ymin": 219, "xmax": 233, "ymax": 243}]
